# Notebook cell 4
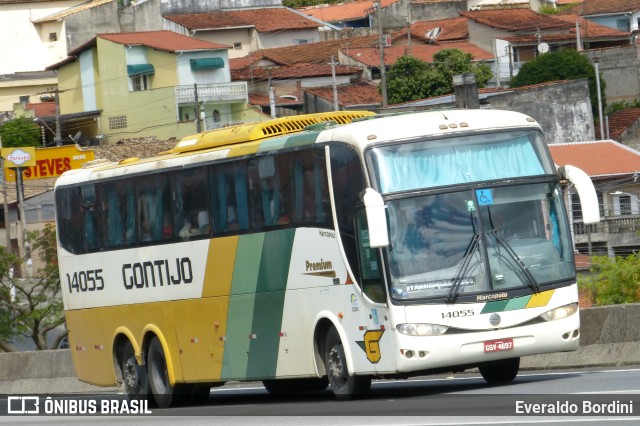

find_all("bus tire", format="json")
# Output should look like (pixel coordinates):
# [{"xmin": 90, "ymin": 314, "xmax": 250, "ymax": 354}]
[
  {"xmin": 324, "ymin": 327, "xmax": 371, "ymax": 400},
  {"xmin": 121, "ymin": 340, "xmax": 151, "ymax": 402},
  {"xmin": 479, "ymin": 357, "xmax": 520, "ymax": 384},
  {"xmin": 147, "ymin": 336, "xmax": 180, "ymax": 408}
]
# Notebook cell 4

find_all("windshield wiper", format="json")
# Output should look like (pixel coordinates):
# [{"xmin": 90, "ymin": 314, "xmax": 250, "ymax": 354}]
[
  {"xmin": 491, "ymin": 229, "xmax": 540, "ymax": 293},
  {"xmin": 447, "ymin": 233, "xmax": 480, "ymax": 302}
]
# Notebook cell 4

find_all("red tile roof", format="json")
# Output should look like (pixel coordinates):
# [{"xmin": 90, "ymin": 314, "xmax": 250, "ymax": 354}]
[
  {"xmin": 409, "ymin": 17, "xmax": 468, "ymax": 43},
  {"xmin": 595, "ymin": 108, "xmax": 640, "ymax": 140},
  {"xmin": 304, "ymin": 80, "xmax": 381, "ymax": 107},
  {"xmin": 165, "ymin": 8, "xmax": 321, "ymax": 33},
  {"xmin": 342, "ymin": 42, "xmax": 492, "ymax": 67},
  {"xmin": 98, "ymin": 31, "xmax": 231, "ymax": 52},
  {"xmin": 229, "ymin": 55, "xmax": 264, "ymax": 71},
  {"xmin": 232, "ymin": 34, "xmax": 380, "ymax": 67},
  {"xmin": 461, "ymin": 9, "xmax": 573, "ymax": 32},
  {"xmin": 548, "ymin": 140, "xmax": 640, "ymax": 177},
  {"xmin": 561, "ymin": 0, "xmax": 640, "ymax": 15},
  {"xmin": 232, "ymin": 62, "xmax": 361, "ymax": 80},
  {"xmin": 299, "ymin": 0, "xmax": 399, "ymax": 23},
  {"xmin": 504, "ymin": 14, "xmax": 629, "ymax": 43}
]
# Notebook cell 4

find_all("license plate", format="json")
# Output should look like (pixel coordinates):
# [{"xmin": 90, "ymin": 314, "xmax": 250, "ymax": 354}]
[{"xmin": 484, "ymin": 338, "xmax": 514, "ymax": 352}]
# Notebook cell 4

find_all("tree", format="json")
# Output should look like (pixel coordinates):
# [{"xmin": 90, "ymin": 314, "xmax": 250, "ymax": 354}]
[
  {"xmin": 386, "ymin": 49, "xmax": 493, "ymax": 105},
  {"xmin": 0, "ymin": 117, "xmax": 41, "ymax": 148},
  {"xmin": 0, "ymin": 224, "xmax": 65, "ymax": 351},
  {"xmin": 579, "ymin": 254, "xmax": 640, "ymax": 306},
  {"xmin": 509, "ymin": 48, "xmax": 604, "ymax": 117},
  {"xmin": 387, "ymin": 56, "xmax": 433, "ymax": 105}
]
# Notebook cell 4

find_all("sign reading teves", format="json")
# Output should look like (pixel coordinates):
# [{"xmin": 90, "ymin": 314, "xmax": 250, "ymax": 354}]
[{"xmin": 3, "ymin": 145, "xmax": 94, "ymax": 181}]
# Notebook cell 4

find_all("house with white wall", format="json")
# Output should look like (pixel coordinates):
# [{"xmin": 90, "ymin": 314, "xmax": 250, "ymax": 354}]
[
  {"xmin": 48, "ymin": 30, "xmax": 262, "ymax": 143},
  {"xmin": 0, "ymin": 0, "xmax": 87, "ymax": 75},
  {"xmin": 164, "ymin": 7, "xmax": 325, "ymax": 59}
]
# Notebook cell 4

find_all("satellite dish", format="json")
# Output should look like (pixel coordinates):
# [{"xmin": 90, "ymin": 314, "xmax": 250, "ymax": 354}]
[
  {"xmin": 538, "ymin": 42, "xmax": 550, "ymax": 54},
  {"xmin": 425, "ymin": 27, "xmax": 443, "ymax": 41},
  {"xmin": 69, "ymin": 131, "xmax": 82, "ymax": 145}
]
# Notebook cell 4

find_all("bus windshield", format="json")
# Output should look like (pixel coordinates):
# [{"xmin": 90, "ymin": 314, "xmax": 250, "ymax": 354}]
[
  {"xmin": 386, "ymin": 182, "xmax": 575, "ymax": 301},
  {"xmin": 368, "ymin": 130, "xmax": 555, "ymax": 194}
]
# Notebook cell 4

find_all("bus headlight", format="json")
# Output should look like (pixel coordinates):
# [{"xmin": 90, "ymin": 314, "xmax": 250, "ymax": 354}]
[
  {"xmin": 396, "ymin": 323, "xmax": 448, "ymax": 336},
  {"xmin": 540, "ymin": 303, "xmax": 578, "ymax": 321}
]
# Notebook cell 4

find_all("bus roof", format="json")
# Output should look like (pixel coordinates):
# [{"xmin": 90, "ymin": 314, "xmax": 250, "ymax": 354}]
[
  {"xmin": 55, "ymin": 109, "xmax": 541, "ymax": 188},
  {"xmin": 165, "ymin": 110, "xmax": 376, "ymax": 155},
  {"xmin": 315, "ymin": 109, "xmax": 541, "ymax": 149}
]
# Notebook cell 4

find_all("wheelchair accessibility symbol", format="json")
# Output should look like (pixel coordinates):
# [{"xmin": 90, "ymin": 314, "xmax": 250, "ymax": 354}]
[{"xmin": 476, "ymin": 189, "xmax": 493, "ymax": 206}]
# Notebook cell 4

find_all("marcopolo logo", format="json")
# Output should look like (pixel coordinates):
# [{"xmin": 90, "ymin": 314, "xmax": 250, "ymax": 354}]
[{"xmin": 5, "ymin": 149, "xmax": 32, "ymax": 167}]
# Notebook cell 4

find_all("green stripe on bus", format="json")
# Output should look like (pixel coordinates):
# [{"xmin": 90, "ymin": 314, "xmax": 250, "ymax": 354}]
[
  {"xmin": 480, "ymin": 299, "xmax": 510, "ymax": 314},
  {"xmin": 246, "ymin": 229, "xmax": 295, "ymax": 379},
  {"xmin": 481, "ymin": 293, "xmax": 539, "ymax": 314},
  {"xmin": 257, "ymin": 136, "xmax": 290, "ymax": 153},
  {"xmin": 221, "ymin": 294, "xmax": 255, "ymax": 380},
  {"xmin": 230, "ymin": 233, "xmax": 265, "ymax": 295},
  {"xmin": 282, "ymin": 132, "xmax": 320, "ymax": 149},
  {"xmin": 504, "ymin": 295, "xmax": 530, "ymax": 311},
  {"xmin": 221, "ymin": 234, "xmax": 264, "ymax": 380}
]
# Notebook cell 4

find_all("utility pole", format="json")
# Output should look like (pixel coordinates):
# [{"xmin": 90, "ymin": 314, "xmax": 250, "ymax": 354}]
[
  {"xmin": 594, "ymin": 60, "xmax": 605, "ymax": 140},
  {"xmin": 54, "ymin": 88, "xmax": 62, "ymax": 145},
  {"xmin": 375, "ymin": 0, "xmax": 388, "ymax": 107},
  {"xmin": 0, "ymin": 136, "xmax": 11, "ymax": 253},
  {"xmin": 407, "ymin": 4, "xmax": 412, "ymax": 56},
  {"xmin": 16, "ymin": 167, "xmax": 28, "ymax": 276},
  {"xmin": 330, "ymin": 56, "xmax": 339, "ymax": 111},
  {"xmin": 194, "ymin": 83, "xmax": 202, "ymax": 133},
  {"xmin": 36, "ymin": 88, "xmax": 65, "ymax": 145}
]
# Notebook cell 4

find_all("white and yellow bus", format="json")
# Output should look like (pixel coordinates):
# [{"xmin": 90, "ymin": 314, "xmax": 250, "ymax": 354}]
[{"xmin": 55, "ymin": 109, "xmax": 599, "ymax": 407}]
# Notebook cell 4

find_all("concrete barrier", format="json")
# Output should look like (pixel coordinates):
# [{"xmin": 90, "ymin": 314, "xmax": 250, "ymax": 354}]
[
  {"xmin": 0, "ymin": 349, "xmax": 118, "ymax": 394},
  {"xmin": 522, "ymin": 303, "xmax": 640, "ymax": 369},
  {"xmin": 1, "ymin": 304, "xmax": 640, "ymax": 394}
]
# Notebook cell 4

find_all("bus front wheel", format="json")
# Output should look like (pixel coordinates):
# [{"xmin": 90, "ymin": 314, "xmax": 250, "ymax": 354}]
[
  {"xmin": 479, "ymin": 357, "xmax": 520, "ymax": 384},
  {"xmin": 324, "ymin": 327, "xmax": 371, "ymax": 400},
  {"xmin": 121, "ymin": 340, "xmax": 151, "ymax": 402},
  {"xmin": 147, "ymin": 336, "xmax": 180, "ymax": 408}
]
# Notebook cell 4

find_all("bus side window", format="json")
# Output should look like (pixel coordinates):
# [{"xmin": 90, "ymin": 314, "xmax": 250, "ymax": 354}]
[
  {"xmin": 82, "ymin": 185, "xmax": 100, "ymax": 253},
  {"xmin": 172, "ymin": 167, "xmax": 209, "ymax": 241},
  {"xmin": 210, "ymin": 161, "xmax": 249, "ymax": 234},
  {"xmin": 123, "ymin": 182, "xmax": 137, "ymax": 247},
  {"xmin": 136, "ymin": 174, "xmax": 169, "ymax": 244},
  {"xmin": 101, "ymin": 184, "xmax": 123, "ymax": 248},
  {"xmin": 355, "ymin": 206, "xmax": 386, "ymax": 303},
  {"xmin": 233, "ymin": 165, "xmax": 249, "ymax": 231},
  {"xmin": 56, "ymin": 187, "xmax": 82, "ymax": 254},
  {"xmin": 330, "ymin": 144, "xmax": 366, "ymax": 282},
  {"xmin": 291, "ymin": 150, "xmax": 331, "ymax": 228},
  {"xmin": 248, "ymin": 155, "xmax": 290, "ymax": 229}
]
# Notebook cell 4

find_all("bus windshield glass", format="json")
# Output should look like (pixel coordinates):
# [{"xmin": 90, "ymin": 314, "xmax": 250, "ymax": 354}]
[
  {"xmin": 368, "ymin": 130, "xmax": 555, "ymax": 194},
  {"xmin": 386, "ymin": 182, "xmax": 575, "ymax": 301}
]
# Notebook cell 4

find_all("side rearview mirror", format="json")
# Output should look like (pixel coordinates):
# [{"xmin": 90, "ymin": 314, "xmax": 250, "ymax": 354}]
[
  {"xmin": 558, "ymin": 165, "xmax": 600, "ymax": 224},
  {"xmin": 363, "ymin": 188, "xmax": 389, "ymax": 248}
]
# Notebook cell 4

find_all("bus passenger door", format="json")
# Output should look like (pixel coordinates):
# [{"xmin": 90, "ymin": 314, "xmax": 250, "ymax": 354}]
[{"xmin": 352, "ymin": 206, "xmax": 397, "ymax": 374}]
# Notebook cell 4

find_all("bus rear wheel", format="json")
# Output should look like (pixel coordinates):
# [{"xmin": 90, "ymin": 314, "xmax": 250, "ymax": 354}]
[
  {"xmin": 324, "ymin": 327, "xmax": 371, "ymax": 400},
  {"xmin": 121, "ymin": 340, "xmax": 151, "ymax": 402},
  {"xmin": 479, "ymin": 357, "xmax": 520, "ymax": 384},
  {"xmin": 147, "ymin": 336, "xmax": 183, "ymax": 408}
]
